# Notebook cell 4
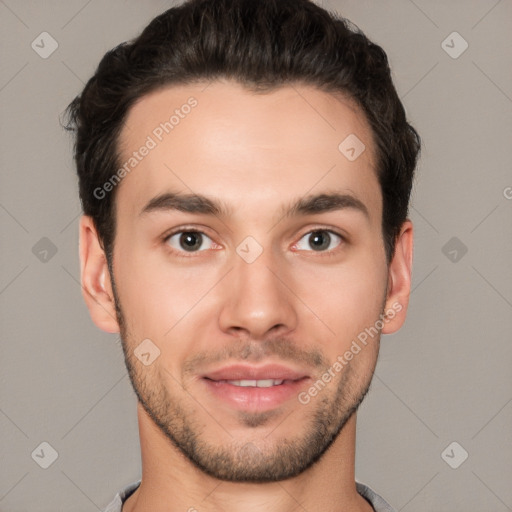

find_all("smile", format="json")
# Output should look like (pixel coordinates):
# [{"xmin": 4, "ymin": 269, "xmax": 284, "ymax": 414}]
[{"xmin": 224, "ymin": 379, "xmax": 285, "ymax": 388}]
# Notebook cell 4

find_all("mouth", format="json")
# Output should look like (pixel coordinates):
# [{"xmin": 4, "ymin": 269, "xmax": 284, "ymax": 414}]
[
  {"xmin": 199, "ymin": 363, "xmax": 311, "ymax": 412},
  {"xmin": 216, "ymin": 379, "xmax": 286, "ymax": 388}
]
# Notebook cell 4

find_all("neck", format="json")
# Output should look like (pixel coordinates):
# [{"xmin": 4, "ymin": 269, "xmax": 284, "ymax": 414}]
[{"xmin": 123, "ymin": 403, "xmax": 373, "ymax": 512}]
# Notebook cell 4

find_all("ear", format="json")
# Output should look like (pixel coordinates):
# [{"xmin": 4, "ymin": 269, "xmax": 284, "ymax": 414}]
[
  {"xmin": 79, "ymin": 216, "xmax": 120, "ymax": 333},
  {"xmin": 381, "ymin": 219, "xmax": 413, "ymax": 334}
]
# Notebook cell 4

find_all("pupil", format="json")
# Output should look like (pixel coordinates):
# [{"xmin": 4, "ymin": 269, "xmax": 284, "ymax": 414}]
[
  {"xmin": 310, "ymin": 231, "xmax": 329, "ymax": 251},
  {"xmin": 180, "ymin": 232, "xmax": 201, "ymax": 251}
]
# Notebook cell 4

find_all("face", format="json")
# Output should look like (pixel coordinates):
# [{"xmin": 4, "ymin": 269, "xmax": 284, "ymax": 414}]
[{"xmin": 82, "ymin": 80, "xmax": 410, "ymax": 483}]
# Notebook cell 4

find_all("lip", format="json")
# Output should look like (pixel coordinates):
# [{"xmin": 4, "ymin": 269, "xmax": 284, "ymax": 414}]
[
  {"xmin": 200, "ymin": 363, "xmax": 311, "ymax": 412},
  {"xmin": 201, "ymin": 363, "xmax": 309, "ymax": 382}
]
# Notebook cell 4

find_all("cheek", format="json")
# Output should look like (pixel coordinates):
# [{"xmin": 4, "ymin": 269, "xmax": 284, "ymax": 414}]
[
  {"xmin": 113, "ymin": 243, "xmax": 220, "ymax": 340},
  {"xmin": 290, "ymin": 272, "xmax": 386, "ymax": 380},
  {"xmin": 294, "ymin": 257, "xmax": 387, "ymax": 336}
]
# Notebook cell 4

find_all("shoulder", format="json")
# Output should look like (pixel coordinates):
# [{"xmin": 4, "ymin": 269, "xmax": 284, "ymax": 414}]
[
  {"xmin": 102, "ymin": 480, "xmax": 141, "ymax": 512},
  {"xmin": 356, "ymin": 480, "xmax": 397, "ymax": 512}
]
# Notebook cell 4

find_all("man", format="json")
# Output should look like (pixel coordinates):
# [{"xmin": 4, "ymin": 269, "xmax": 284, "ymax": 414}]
[{"xmin": 65, "ymin": 0, "xmax": 420, "ymax": 510}]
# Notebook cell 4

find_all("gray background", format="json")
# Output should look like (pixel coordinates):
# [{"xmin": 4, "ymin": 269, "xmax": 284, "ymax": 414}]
[{"xmin": 1, "ymin": 0, "xmax": 511, "ymax": 511}]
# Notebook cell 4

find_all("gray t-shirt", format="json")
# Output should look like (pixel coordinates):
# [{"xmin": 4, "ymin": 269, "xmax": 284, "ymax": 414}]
[{"xmin": 102, "ymin": 480, "xmax": 396, "ymax": 512}]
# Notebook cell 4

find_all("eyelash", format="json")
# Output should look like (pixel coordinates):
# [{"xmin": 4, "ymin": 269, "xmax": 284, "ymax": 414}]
[
  {"xmin": 162, "ymin": 227, "xmax": 218, "ymax": 257},
  {"xmin": 162, "ymin": 226, "xmax": 347, "ymax": 257}
]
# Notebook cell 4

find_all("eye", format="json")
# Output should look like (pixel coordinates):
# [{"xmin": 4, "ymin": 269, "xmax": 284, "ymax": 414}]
[
  {"xmin": 165, "ymin": 230, "xmax": 216, "ymax": 253},
  {"xmin": 294, "ymin": 229, "xmax": 344, "ymax": 252}
]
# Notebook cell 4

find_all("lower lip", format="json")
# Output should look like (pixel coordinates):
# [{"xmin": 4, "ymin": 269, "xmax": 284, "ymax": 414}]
[{"xmin": 201, "ymin": 378, "xmax": 310, "ymax": 412}]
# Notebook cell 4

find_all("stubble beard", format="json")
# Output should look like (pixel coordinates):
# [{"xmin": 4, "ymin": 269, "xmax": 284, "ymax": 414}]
[{"xmin": 110, "ymin": 275, "xmax": 381, "ymax": 483}]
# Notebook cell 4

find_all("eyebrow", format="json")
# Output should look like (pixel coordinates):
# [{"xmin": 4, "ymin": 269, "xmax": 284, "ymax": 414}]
[
  {"xmin": 140, "ymin": 190, "xmax": 370, "ymax": 222},
  {"xmin": 140, "ymin": 192, "xmax": 233, "ymax": 217},
  {"xmin": 282, "ymin": 192, "xmax": 369, "ymax": 221}
]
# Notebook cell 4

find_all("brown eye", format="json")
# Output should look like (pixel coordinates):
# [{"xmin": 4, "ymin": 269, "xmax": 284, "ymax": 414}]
[
  {"xmin": 166, "ymin": 231, "xmax": 214, "ymax": 252},
  {"xmin": 295, "ymin": 230, "xmax": 343, "ymax": 252}
]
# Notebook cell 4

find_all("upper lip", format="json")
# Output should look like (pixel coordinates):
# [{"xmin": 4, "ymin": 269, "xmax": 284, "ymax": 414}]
[{"xmin": 201, "ymin": 363, "xmax": 309, "ymax": 382}]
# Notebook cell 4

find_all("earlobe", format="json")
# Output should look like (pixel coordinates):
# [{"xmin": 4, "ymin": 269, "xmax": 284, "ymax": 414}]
[
  {"xmin": 382, "ymin": 220, "xmax": 413, "ymax": 335},
  {"xmin": 79, "ymin": 216, "xmax": 120, "ymax": 333}
]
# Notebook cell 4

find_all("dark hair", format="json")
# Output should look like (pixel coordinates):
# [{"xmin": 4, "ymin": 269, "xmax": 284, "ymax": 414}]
[{"xmin": 64, "ymin": 0, "xmax": 420, "ymax": 265}]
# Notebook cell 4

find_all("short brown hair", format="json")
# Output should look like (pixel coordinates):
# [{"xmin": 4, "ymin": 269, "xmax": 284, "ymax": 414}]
[{"xmin": 64, "ymin": 0, "xmax": 421, "ymax": 264}]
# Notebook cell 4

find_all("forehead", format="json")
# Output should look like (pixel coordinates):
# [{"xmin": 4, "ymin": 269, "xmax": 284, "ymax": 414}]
[{"xmin": 116, "ymin": 80, "xmax": 381, "ymax": 225}]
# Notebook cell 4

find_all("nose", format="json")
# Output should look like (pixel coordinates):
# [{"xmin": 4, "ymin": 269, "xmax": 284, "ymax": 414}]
[{"xmin": 218, "ymin": 247, "xmax": 299, "ymax": 340}]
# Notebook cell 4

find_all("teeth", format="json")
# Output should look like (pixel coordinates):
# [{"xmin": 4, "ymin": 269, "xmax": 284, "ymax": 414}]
[{"xmin": 227, "ymin": 379, "xmax": 285, "ymax": 387}]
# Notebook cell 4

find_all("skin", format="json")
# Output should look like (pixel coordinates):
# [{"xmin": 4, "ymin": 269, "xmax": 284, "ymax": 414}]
[{"xmin": 79, "ymin": 80, "xmax": 413, "ymax": 512}]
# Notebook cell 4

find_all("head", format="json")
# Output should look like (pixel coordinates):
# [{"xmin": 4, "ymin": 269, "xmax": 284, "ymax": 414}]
[{"xmin": 65, "ymin": 0, "xmax": 419, "ymax": 483}]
